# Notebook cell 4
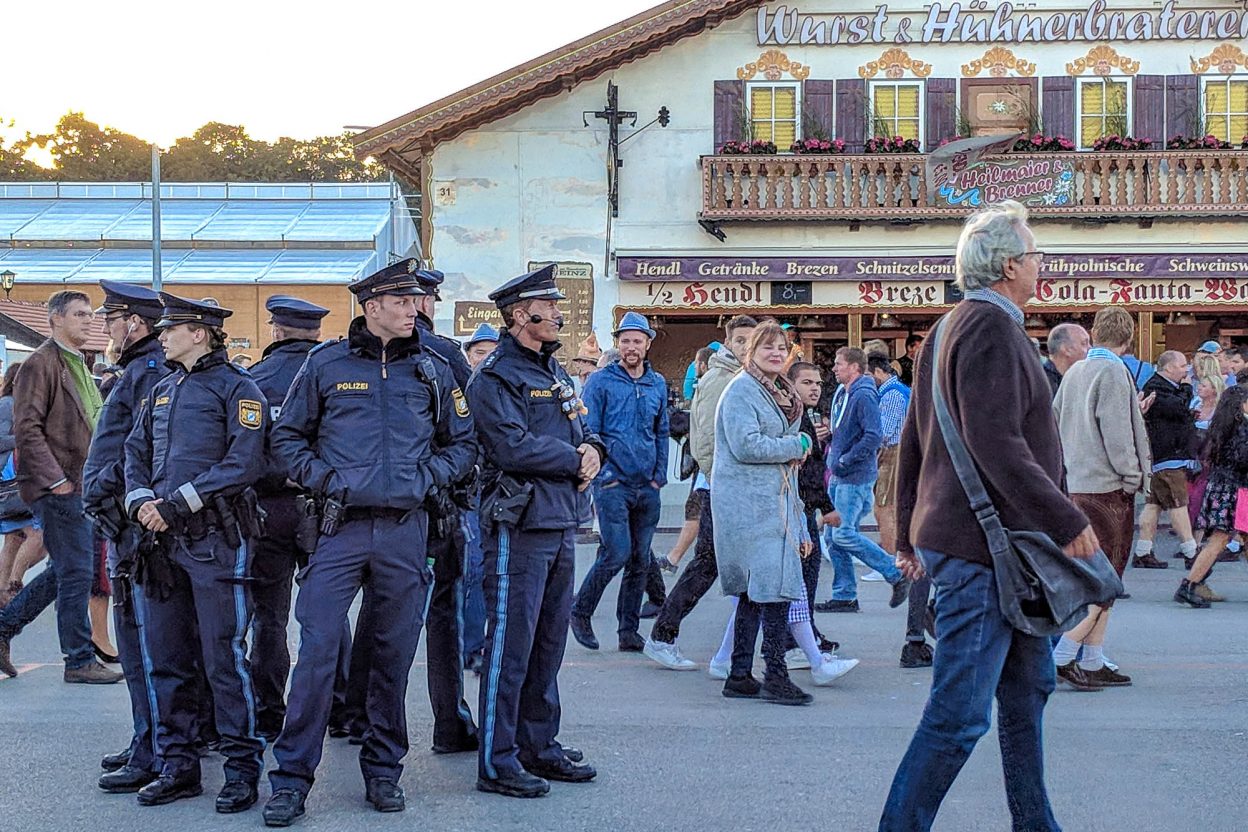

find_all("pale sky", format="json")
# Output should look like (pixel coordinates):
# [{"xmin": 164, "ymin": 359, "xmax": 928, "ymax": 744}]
[{"xmin": 3, "ymin": 0, "xmax": 659, "ymax": 149}]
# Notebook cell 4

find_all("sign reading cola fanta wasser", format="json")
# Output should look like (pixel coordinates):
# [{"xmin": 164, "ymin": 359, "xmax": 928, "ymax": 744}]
[{"xmin": 758, "ymin": 2, "xmax": 1248, "ymax": 46}]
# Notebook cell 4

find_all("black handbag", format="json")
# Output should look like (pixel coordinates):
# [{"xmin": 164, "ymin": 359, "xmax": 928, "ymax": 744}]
[
  {"xmin": 928, "ymin": 316, "xmax": 1123, "ymax": 637},
  {"xmin": 0, "ymin": 452, "xmax": 31, "ymax": 522}
]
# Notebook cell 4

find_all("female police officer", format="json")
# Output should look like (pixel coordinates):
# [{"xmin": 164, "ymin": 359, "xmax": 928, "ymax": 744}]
[{"xmin": 123, "ymin": 294, "xmax": 268, "ymax": 812}]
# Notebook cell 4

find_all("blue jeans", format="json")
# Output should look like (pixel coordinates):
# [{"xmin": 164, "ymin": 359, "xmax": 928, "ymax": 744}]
[
  {"xmin": 0, "ymin": 493, "xmax": 94, "ymax": 669},
  {"xmin": 825, "ymin": 481, "xmax": 901, "ymax": 600},
  {"xmin": 462, "ymin": 508, "xmax": 487, "ymax": 660},
  {"xmin": 572, "ymin": 481, "xmax": 661, "ymax": 637},
  {"xmin": 879, "ymin": 549, "xmax": 1060, "ymax": 832}
]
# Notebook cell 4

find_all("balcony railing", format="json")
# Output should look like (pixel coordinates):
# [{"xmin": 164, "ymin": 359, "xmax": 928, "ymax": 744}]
[{"xmin": 699, "ymin": 150, "xmax": 1248, "ymax": 222}]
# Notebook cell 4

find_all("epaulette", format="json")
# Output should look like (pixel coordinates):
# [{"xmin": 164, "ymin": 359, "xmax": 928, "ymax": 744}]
[
  {"xmin": 225, "ymin": 362, "xmax": 251, "ymax": 376},
  {"xmin": 480, "ymin": 351, "xmax": 502, "ymax": 371},
  {"xmin": 308, "ymin": 337, "xmax": 343, "ymax": 355}
]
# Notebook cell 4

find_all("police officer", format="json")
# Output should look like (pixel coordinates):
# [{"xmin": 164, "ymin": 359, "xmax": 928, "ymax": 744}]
[
  {"xmin": 247, "ymin": 295, "xmax": 353, "ymax": 743},
  {"xmin": 412, "ymin": 267, "xmax": 480, "ymax": 751},
  {"xmin": 263, "ymin": 260, "xmax": 476, "ymax": 826},
  {"xmin": 123, "ymin": 294, "xmax": 268, "ymax": 811},
  {"xmin": 468, "ymin": 264, "xmax": 605, "ymax": 798},
  {"xmin": 82, "ymin": 281, "xmax": 168, "ymax": 794},
  {"xmin": 461, "ymin": 322, "xmax": 500, "ymax": 671}
]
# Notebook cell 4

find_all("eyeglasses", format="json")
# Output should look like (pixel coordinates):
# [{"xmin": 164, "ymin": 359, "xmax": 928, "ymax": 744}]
[{"xmin": 1017, "ymin": 250, "xmax": 1045, "ymax": 264}]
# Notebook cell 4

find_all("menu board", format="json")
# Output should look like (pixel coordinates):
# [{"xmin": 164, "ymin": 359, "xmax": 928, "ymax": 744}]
[{"xmin": 527, "ymin": 261, "xmax": 596, "ymax": 366}]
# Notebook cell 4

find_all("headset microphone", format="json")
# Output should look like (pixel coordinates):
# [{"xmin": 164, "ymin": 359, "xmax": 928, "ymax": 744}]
[{"xmin": 528, "ymin": 313, "xmax": 565, "ymax": 329}]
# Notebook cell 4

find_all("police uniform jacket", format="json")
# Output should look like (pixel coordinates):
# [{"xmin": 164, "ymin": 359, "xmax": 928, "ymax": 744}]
[
  {"xmin": 417, "ymin": 312, "xmax": 472, "ymax": 388},
  {"xmin": 271, "ymin": 316, "xmax": 476, "ymax": 510},
  {"xmin": 249, "ymin": 338, "xmax": 317, "ymax": 494},
  {"xmin": 124, "ymin": 348, "xmax": 268, "ymax": 518},
  {"xmin": 83, "ymin": 333, "xmax": 167, "ymax": 511},
  {"xmin": 467, "ymin": 331, "xmax": 604, "ymax": 531}
]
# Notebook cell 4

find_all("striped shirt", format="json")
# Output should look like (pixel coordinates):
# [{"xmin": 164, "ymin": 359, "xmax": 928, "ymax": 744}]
[{"xmin": 878, "ymin": 377, "xmax": 908, "ymax": 446}]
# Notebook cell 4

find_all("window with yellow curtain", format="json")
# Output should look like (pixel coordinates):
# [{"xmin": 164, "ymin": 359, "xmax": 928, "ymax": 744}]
[
  {"xmin": 748, "ymin": 82, "xmax": 800, "ymax": 147},
  {"xmin": 1078, "ymin": 78, "xmax": 1130, "ymax": 148},
  {"xmin": 1204, "ymin": 77, "xmax": 1248, "ymax": 144},
  {"xmin": 870, "ymin": 82, "xmax": 922, "ymax": 141}
]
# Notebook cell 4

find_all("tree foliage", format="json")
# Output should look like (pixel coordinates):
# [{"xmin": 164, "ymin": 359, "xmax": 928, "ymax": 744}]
[{"xmin": 3, "ymin": 112, "xmax": 388, "ymax": 182}]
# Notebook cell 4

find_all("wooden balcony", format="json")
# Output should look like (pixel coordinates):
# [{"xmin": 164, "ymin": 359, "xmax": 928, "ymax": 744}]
[{"xmin": 699, "ymin": 150, "xmax": 1248, "ymax": 223}]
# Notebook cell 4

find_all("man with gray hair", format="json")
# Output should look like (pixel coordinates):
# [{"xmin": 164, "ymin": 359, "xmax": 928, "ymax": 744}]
[
  {"xmin": 880, "ymin": 201, "xmax": 1096, "ymax": 832},
  {"xmin": 1042, "ymin": 322, "xmax": 1090, "ymax": 397}
]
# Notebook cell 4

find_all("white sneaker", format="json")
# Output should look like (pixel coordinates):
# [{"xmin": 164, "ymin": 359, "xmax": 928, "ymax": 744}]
[
  {"xmin": 643, "ymin": 638, "xmax": 697, "ymax": 671},
  {"xmin": 861, "ymin": 570, "xmax": 886, "ymax": 582},
  {"xmin": 785, "ymin": 648, "xmax": 811, "ymax": 670},
  {"xmin": 811, "ymin": 657, "xmax": 859, "ymax": 686},
  {"xmin": 707, "ymin": 657, "xmax": 730, "ymax": 680}
]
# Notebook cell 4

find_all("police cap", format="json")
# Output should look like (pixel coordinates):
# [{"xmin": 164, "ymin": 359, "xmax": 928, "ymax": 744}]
[
  {"xmin": 488, "ymin": 264, "xmax": 565, "ymax": 310},
  {"xmin": 349, "ymin": 258, "xmax": 430, "ymax": 303},
  {"xmin": 412, "ymin": 268, "xmax": 445, "ymax": 301},
  {"xmin": 156, "ymin": 293, "xmax": 233, "ymax": 329},
  {"xmin": 265, "ymin": 295, "xmax": 330, "ymax": 329},
  {"xmin": 95, "ymin": 279, "xmax": 164, "ymax": 321}
]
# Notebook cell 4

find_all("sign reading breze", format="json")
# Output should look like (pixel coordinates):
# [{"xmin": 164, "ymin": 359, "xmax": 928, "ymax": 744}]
[{"xmin": 758, "ymin": 2, "xmax": 1248, "ymax": 46}]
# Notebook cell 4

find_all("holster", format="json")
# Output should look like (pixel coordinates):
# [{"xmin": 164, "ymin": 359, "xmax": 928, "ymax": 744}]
[
  {"xmin": 424, "ymin": 487, "xmax": 458, "ymax": 539},
  {"xmin": 484, "ymin": 474, "xmax": 534, "ymax": 528},
  {"xmin": 134, "ymin": 530, "xmax": 177, "ymax": 602},
  {"xmin": 294, "ymin": 494, "xmax": 319, "ymax": 563}
]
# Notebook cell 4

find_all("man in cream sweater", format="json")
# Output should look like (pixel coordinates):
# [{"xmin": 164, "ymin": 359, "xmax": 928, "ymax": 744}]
[{"xmin": 1052, "ymin": 307, "xmax": 1152, "ymax": 691}]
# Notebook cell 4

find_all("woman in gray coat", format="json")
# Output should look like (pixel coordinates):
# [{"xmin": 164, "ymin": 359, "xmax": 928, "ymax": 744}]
[{"xmin": 711, "ymin": 321, "xmax": 814, "ymax": 705}]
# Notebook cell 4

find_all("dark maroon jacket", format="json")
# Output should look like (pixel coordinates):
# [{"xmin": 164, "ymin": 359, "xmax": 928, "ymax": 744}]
[{"xmin": 896, "ymin": 299, "xmax": 1088, "ymax": 566}]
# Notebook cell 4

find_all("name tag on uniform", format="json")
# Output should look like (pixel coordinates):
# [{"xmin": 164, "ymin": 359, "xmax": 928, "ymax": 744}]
[
  {"xmin": 529, "ymin": 388, "xmax": 553, "ymax": 399},
  {"xmin": 336, "ymin": 382, "xmax": 369, "ymax": 391},
  {"xmin": 154, "ymin": 395, "xmax": 171, "ymax": 407}
]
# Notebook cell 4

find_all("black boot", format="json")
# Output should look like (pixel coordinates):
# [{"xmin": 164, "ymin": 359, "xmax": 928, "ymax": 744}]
[
  {"xmin": 262, "ymin": 788, "xmax": 306, "ymax": 827},
  {"xmin": 1174, "ymin": 579, "xmax": 1212, "ymax": 608},
  {"xmin": 569, "ymin": 613, "xmax": 598, "ymax": 650},
  {"xmin": 100, "ymin": 747, "xmax": 131, "ymax": 772},
  {"xmin": 216, "ymin": 780, "xmax": 258, "ymax": 813},
  {"xmin": 721, "ymin": 674, "xmax": 761, "ymax": 699},
  {"xmin": 477, "ymin": 769, "xmax": 550, "ymax": 798},
  {"xmin": 98, "ymin": 766, "xmax": 157, "ymax": 793},
  {"xmin": 136, "ymin": 772, "xmax": 204, "ymax": 806},
  {"xmin": 760, "ymin": 676, "xmax": 813, "ymax": 705},
  {"xmin": 365, "ymin": 778, "xmax": 405, "ymax": 812}
]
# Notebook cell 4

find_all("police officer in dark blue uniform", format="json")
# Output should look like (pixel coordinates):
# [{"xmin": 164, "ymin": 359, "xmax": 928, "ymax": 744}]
[
  {"xmin": 123, "ymin": 294, "xmax": 268, "ymax": 812},
  {"xmin": 263, "ymin": 259, "xmax": 476, "ymax": 826},
  {"xmin": 412, "ymin": 267, "xmax": 481, "ymax": 751},
  {"xmin": 248, "ymin": 295, "xmax": 353, "ymax": 743},
  {"xmin": 468, "ymin": 265, "xmax": 605, "ymax": 798},
  {"xmin": 339, "ymin": 266, "xmax": 479, "ymax": 752},
  {"xmin": 82, "ymin": 281, "xmax": 168, "ymax": 794}
]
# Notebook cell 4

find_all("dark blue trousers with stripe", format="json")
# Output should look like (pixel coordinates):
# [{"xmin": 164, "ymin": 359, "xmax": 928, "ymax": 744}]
[
  {"xmin": 111, "ymin": 544, "xmax": 160, "ymax": 773},
  {"xmin": 478, "ymin": 525, "xmax": 575, "ymax": 780},
  {"xmin": 270, "ymin": 514, "xmax": 431, "ymax": 794},
  {"xmin": 141, "ymin": 532, "xmax": 264, "ymax": 783}
]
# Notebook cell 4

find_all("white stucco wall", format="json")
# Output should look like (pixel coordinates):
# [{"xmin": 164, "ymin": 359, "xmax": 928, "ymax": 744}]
[{"xmin": 425, "ymin": 0, "xmax": 1248, "ymax": 336}]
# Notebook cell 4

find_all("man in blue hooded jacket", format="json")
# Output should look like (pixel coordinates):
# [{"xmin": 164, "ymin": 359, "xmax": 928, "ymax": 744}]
[
  {"xmin": 569, "ymin": 312, "xmax": 669, "ymax": 651},
  {"xmin": 817, "ymin": 346, "xmax": 910, "ymax": 613}
]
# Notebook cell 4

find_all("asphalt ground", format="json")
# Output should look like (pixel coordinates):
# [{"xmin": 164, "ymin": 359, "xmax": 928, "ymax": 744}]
[{"xmin": 2, "ymin": 527, "xmax": 1246, "ymax": 832}]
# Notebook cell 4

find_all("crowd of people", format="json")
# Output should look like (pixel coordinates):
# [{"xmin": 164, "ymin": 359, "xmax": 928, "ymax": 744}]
[{"xmin": 0, "ymin": 198, "xmax": 1245, "ymax": 832}]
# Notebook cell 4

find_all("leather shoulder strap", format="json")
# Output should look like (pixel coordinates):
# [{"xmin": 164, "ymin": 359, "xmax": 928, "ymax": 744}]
[{"xmin": 929, "ymin": 316, "xmax": 1013, "ymax": 558}]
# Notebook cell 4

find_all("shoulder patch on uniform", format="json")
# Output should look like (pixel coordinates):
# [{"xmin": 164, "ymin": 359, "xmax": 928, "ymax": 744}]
[
  {"xmin": 238, "ymin": 399, "xmax": 263, "ymax": 430},
  {"xmin": 452, "ymin": 387, "xmax": 470, "ymax": 417}
]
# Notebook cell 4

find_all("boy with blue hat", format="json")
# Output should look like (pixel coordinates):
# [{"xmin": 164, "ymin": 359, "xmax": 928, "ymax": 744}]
[
  {"xmin": 464, "ymin": 323, "xmax": 499, "ymax": 369},
  {"xmin": 569, "ymin": 312, "xmax": 669, "ymax": 653}
]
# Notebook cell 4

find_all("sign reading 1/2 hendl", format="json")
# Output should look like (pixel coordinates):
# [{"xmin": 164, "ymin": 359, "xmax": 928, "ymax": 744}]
[{"xmin": 759, "ymin": 2, "xmax": 1248, "ymax": 46}]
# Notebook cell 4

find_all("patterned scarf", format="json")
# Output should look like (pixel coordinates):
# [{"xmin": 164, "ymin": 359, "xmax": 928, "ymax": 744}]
[{"xmin": 746, "ymin": 362, "xmax": 802, "ymax": 425}]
